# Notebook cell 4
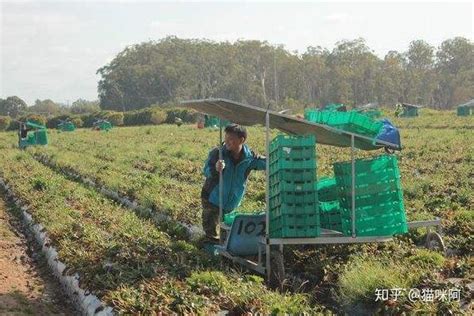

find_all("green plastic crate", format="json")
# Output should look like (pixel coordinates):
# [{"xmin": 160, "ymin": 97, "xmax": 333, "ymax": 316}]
[
  {"xmin": 316, "ymin": 177, "xmax": 338, "ymax": 202},
  {"xmin": 340, "ymin": 212, "xmax": 408, "ymax": 237},
  {"xmin": 270, "ymin": 159, "xmax": 316, "ymax": 175},
  {"xmin": 270, "ymin": 147, "xmax": 315, "ymax": 163},
  {"xmin": 334, "ymin": 155, "xmax": 399, "ymax": 175},
  {"xmin": 35, "ymin": 130, "xmax": 48, "ymax": 145},
  {"xmin": 270, "ymin": 202, "xmax": 318, "ymax": 217},
  {"xmin": 270, "ymin": 134, "xmax": 315, "ymax": 151},
  {"xmin": 270, "ymin": 191, "xmax": 318, "ymax": 206},
  {"xmin": 269, "ymin": 169, "xmax": 316, "ymax": 185},
  {"xmin": 271, "ymin": 213, "xmax": 319, "ymax": 227},
  {"xmin": 270, "ymin": 181, "xmax": 314, "ymax": 197},
  {"xmin": 304, "ymin": 109, "xmax": 320, "ymax": 122},
  {"xmin": 270, "ymin": 215, "xmax": 320, "ymax": 238}
]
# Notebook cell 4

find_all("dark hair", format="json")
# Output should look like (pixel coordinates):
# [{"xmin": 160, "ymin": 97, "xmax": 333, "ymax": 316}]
[{"xmin": 225, "ymin": 123, "xmax": 247, "ymax": 140}]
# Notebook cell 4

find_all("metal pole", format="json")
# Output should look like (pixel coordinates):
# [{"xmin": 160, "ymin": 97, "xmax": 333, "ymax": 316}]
[
  {"xmin": 351, "ymin": 134, "xmax": 356, "ymax": 238},
  {"xmin": 219, "ymin": 122, "xmax": 224, "ymax": 243},
  {"xmin": 265, "ymin": 111, "xmax": 271, "ymax": 280}
]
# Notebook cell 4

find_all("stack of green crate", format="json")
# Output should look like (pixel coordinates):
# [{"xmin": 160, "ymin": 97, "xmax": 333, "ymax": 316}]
[
  {"xmin": 316, "ymin": 177, "xmax": 343, "ymax": 232},
  {"xmin": 305, "ymin": 110, "xmax": 382, "ymax": 138},
  {"xmin": 269, "ymin": 135, "xmax": 319, "ymax": 238},
  {"xmin": 333, "ymin": 155, "xmax": 408, "ymax": 237}
]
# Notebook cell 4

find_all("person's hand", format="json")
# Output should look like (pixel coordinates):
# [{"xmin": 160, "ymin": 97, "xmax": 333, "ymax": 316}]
[{"xmin": 216, "ymin": 160, "xmax": 225, "ymax": 172}]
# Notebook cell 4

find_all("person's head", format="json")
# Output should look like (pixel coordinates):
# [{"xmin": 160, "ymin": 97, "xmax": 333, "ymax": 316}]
[{"xmin": 224, "ymin": 124, "xmax": 247, "ymax": 152}]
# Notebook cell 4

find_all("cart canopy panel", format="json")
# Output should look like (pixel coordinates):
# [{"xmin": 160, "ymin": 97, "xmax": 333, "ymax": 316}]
[{"xmin": 180, "ymin": 98, "xmax": 399, "ymax": 151}]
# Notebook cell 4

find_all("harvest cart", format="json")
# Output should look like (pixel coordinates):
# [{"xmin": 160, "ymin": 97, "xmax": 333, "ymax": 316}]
[
  {"xmin": 18, "ymin": 120, "xmax": 48, "ymax": 149},
  {"xmin": 180, "ymin": 99, "xmax": 444, "ymax": 283}
]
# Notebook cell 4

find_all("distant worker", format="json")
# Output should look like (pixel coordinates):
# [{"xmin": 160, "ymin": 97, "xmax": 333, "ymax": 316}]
[
  {"xmin": 395, "ymin": 103, "xmax": 403, "ymax": 117},
  {"xmin": 174, "ymin": 117, "xmax": 183, "ymax": 127},
  {"xmin": 201, "ymin": 124, "xmax": 266, "ymax": 243}
]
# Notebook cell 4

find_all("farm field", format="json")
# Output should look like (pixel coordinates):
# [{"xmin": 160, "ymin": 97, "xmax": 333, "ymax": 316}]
[{"xmin": 0, "ymin": 108, "xmax": 472, "ymax": 314}]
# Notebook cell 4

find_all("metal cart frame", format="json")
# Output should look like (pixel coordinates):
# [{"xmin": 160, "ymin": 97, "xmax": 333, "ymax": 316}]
[{"xmin": 181, "ymin": 99, "xmax": 444, "ymax": 282}]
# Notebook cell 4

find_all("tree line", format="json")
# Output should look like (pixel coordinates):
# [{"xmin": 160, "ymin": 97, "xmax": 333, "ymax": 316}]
[{"xmin": 97, "ymin": 36, "xmax": 473, "ymax": 111}]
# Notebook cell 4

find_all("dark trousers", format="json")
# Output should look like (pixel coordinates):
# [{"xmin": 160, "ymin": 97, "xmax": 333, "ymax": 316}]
[{"xmin": 201, "ymin": 198, "xmax": 222, "ymax": 239}]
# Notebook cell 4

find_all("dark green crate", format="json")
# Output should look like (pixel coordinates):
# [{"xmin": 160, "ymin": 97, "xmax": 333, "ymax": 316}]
[
  {"xmin": 340, "ymin": 212, "xmax": 408, "ymax": 237},
  {"xmin": 270, "ymin": 181, "xmax": 314, "ymax": 197},
  {"xmin": 320, "ymin": 200, "xmax": 340, "ymax": 213},
  {"xmin": 270, "ymin": 202, "xmax": 318, "ymax": 217},
  {"xmin": 337, "ymin": 180, "xmax": 402, "ymax": 198},
  {"xmin": 271, "ymin": 213, "xmax": 319, "ymax": 227},
  {"xmin": 338, "ymin": 189, "xmax": 404, "ymax": 210},
  {"xmin": 270, "ymin": 146, "xmax": 315, "ymax": 163},
  {"xmin": 316, "ymin": 177, "xmax": 338, "ymax": 202},
  {"xmin": 270, "ymin": 216, "xmax": 320, "ymax": 238},
  {"xmin": 334, "ymin": 155, "xmax": 400, "ymax": 176},
  {"xmin": 306, "ymin": 110, "xmax": 382, "ymax": 136},
  {"xmin": 270, "ymin": 134, "xmax": 315, "ymax": 152},
  {"xmin": 270, "ymin": 159, "xmax": 316, "ymax": 175},
  {"xmin": 269, "ymin": 195, "xmax": 318, "ymax": 209},
  {"xmin": 321, "ymin": 222, "xmax": 343, "ymax": 232},
  {"xmin": 270, "ymin": 191, "xmax": 318, "ymax": 206},
  {"xmin": 269, "ymin": 169, "xmax": 316, "ymax": 184},
  {"xmin": 339, "ymin": 201, "xmax": 405, "ymax": 218}
]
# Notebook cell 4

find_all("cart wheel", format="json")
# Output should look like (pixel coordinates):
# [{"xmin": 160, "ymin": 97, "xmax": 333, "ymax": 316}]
[
  {"xmin": 269, "ymin": 248, "xmax": 285, "ymax": 289},
  {"xmin": 425, "ymin": 232, "xmax": 445, "ymax": 252}
]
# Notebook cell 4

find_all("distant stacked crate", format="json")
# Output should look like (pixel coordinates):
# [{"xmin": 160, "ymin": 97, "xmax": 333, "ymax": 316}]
[
  {"xmin": 457, "ymin": 105, "xmax": 472, "ymax": 116},
  {"xmin": 304, "ymin": 109, "xmax": 383, "ymax": 138},
  {"xmin": 269, "ymin": 135, "xmax": 319, "ymax": 238},
  {"xmin": 317, "ymin": 177, "xmax": 342, "ymax": 232},
  {"xmin": 400, "ymin": 108, "xmax": 418, "ymax": 117},
  {"xmin": 333, "ymin": 155, "xmax": 408, "ymax": 236}
]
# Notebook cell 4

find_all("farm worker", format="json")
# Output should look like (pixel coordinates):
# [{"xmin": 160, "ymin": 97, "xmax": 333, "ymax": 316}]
[
  {"xmin": 201, "ymin": 124, "xmax": 266, "ymax": 242},
  {"xmin": 395, "ymin": 103, "xmax": 403, "ymax": 117},
  {"xmin": 174, "ymin": 117, "xmax": 183, "ymax": 127}
]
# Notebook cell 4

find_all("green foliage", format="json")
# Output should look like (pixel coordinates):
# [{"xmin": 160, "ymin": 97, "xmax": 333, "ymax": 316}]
[
  {"xmin": 0, "ymin": 115, "xmax": 11, "ymax": 130},
  {"xmin": 164, "ymin": 108, "xmax": 198, "ymax": 124},
  {"xmin": 71, "ymin": 117, "xmax": 83, "ymax": 128},
  {"xmin": 96, "ymin": 36, "xmax": 473, "ymax": 111},
  {"xmin": 0, "ymin": 96, "xmax": 27, "ymax": 118},
  {"xmin": 105, "ymin": 112, "xmax": 124, "ymax": 126},
  {"xmin": 8, "ymin": 114, "xmax": 47, "ymax": 130},
  {"xmin": 407, "ymin": 249, "xmax": 445, "ymax": 268},
  {"xmin": 70, "ymin": 99, "xmax": 100, "ymax": 114},
  {"xmin": 123, "ymin": 107, "xmax": 167, "ymax": 126}
]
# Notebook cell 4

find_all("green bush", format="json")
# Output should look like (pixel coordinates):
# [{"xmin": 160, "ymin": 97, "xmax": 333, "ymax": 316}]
[
  {"xmin": 105, "ymin": 112, "xmax": 124, "ymax": 126},
  {"xmin": 8, "ymin": 114, "xmax": 46, "ymax": 130},
  {"xmin": 150, "ymin": 110, "xmax": 166, "ymax": 124},
  {"xmin": 71, "ymin": 117, "xmax": 83, "ymax": 128},
  {"xmin": 0, "ymin": 115, "xmax": 11, "ymax": 130},
  {"xmin": 123, "ymin": 108, "xmax": 167, "ymax": 126},
  {"xmin": 337, "ymin": 256, "xmax": 414, "ymax": 306},
  {"xmin": 407, "ymin": 249, "xmax": 445, "ymax": 268},
  {"xmin": 165, "ymin": 108, "xmax": 198, "ymax": 124},
  {"xmin": 47, "ymin": 114, "xmax": 72, "ymax": 129}
]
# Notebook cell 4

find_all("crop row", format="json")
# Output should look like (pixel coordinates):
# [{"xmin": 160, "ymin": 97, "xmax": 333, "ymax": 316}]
[{"xmin": 0, "ymin": 146, "xmax": 318, "ymax": 314}]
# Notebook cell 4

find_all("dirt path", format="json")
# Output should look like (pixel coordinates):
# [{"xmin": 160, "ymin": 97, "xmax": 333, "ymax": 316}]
[{"xmin": 0, "ymin": 190, "xmax": 77, "ymax": 315}]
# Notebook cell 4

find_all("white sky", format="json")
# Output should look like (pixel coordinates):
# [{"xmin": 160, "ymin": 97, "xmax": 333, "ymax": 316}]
[{"xmin": 0, "ymin": 0, "xmax": 472, "ymax": 105}]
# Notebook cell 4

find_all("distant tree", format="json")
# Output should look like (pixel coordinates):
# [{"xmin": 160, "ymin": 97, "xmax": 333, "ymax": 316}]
[
  {"xmin": 70, "ymin": 99, "xmax": 100, "ymax": 114},
  {"xmin": 29, "ymin": 99, "xmax": 63, "ymax": 116},
  {"xmin": 404, "ymin": 40, "xmax": 436, "ymax": 106},
  {"xmin": 0, "ymin": 96, "xmax": 27, "ymax": 117},
  {"xmin": 434, "ymin": 37, "xmax": 474, "ymax": 108}
]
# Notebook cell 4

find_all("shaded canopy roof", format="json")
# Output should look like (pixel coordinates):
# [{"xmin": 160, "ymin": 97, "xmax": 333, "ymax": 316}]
[
  {"xmin": 457, "ymin": 99, "xmax": 474, "ymax": 108},
  {"xmin": 401, "ymin": 103, "xmax": 422, "ymax": 109},
  {"xmin": 179, "ymin": 98, "xmax": 399, "ymax": 151},
  {"xmin": 25, "ymin": 121, "xmax": 46, "ymax": 129},
  {"xmin": 356, "ymin": 102, "xmax": 379, "ymax": 109}
]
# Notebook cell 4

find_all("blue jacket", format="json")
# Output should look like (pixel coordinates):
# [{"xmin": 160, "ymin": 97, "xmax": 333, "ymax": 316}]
[{"xmin": 201, "ymin": 144, "xmax": 266, "ymax": 212}]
